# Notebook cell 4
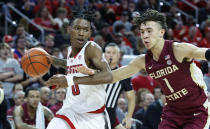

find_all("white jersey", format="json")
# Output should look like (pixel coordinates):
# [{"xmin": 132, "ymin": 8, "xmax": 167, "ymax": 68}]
[{"xmin": 57, "ymin": 41, "xmax": 106, "ymax": 115}]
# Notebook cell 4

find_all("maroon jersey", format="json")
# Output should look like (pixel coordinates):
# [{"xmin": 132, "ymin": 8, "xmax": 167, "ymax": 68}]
[
  {"xmin": 145, "ymin": 40, "xmax": 207, "ymax": 114},
  {"xmin": 21, "ymin": 103, "xmax": 49, "ymax": 126}
]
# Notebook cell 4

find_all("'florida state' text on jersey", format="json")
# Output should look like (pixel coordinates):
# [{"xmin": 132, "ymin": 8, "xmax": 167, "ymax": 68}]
[
  {"xmin": 57, "ymin": 41, "xmax": 106, "ymax": 115},
  {"xmin": 145, "ymin": 40, "xmax": 207, "ymax": 114}
]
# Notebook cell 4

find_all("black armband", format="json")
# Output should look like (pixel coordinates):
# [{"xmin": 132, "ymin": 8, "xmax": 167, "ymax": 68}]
[{"xmin": 205, "ymin": 49, "xmax": 210, "ymax": 61}]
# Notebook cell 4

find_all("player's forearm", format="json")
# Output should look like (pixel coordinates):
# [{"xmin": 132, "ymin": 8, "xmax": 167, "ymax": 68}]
[
  {"xmin": 112, "ymin": 66, "xmax": 138, "ymax": 83},
  {"xmin": 126, "ymin": 91, "xmax": 136, "ymax": 118},
  {"xmin": 74, "ymin": 71, "xmax": 113, "ymax": 85},
  {"xmin": 51, "ymin": 56, "xmax": 67, "ymax": 69}
]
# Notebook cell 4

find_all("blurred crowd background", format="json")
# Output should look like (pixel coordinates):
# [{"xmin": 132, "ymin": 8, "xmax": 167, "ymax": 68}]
[{"xmin": 0, "ymin": 0, "xmax": 210, "ymax": 129}]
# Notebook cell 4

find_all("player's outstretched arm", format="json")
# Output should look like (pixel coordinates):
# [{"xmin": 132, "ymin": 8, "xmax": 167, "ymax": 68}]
[
  {"xmin": 173, "ymin": 42, "xmax": 209, "ymax": 62},
  {"xmin": 77, "ymin": 54, "xmax": 145, "ymax": 83},
  {"xmin": 50, "ymin": 56, "xmax": 67, "ymax": 69},
  {"xmin": 111, "ymin": 54, "xmax": 145, "ymax": 83},
  {"xmin": 14, "ymin": 106, "xmax": 38, "ymax": 129}
]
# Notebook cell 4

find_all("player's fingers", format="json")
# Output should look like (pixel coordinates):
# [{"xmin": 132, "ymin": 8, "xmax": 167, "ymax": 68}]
[{"xmin": 77, "ymin": 66, "xmax": 95, "ymax": 75}]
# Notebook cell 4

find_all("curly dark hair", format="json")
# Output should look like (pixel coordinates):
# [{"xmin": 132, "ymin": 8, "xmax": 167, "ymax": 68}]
[{"xmin": 134, "ymin": 9, "xmax": 168, "ymax": 30}]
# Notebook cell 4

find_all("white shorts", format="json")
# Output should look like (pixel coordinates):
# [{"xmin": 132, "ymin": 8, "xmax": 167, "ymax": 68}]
[{"xmin": 46, "ymin": 110, "xmax": 105, "ymax": 129}]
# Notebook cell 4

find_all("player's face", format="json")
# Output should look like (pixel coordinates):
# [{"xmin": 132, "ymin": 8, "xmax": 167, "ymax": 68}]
[
  {"xmin": 27, "ymin": 90, "xmax": 40, "ymax": 109},
  {"xmin": 140, "ymin": 21, "xmax": 165, "ymax": 49},
  {"xmin": 105, "ymin": 46, "xmax": 120, "ymax": 66},
  {"xmin": 70, "ymin": 19, "xmax": 91, "ymax": 49}
]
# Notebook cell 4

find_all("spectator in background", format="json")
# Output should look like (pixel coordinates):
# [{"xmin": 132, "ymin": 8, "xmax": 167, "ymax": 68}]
[
  {"xmin": 0, "ymin": 43, "xmax": 23, "ymax": 99},
  {"xmin": 43, "ymin": 34, "xmax": 55, "ymax": 54},
  {"xmin": 54, "ymin": 7, "xmax": 69, "ymax": 29},
  {"xmin": 116, "ymin": 98, "xmax": 127, "ymax": 123},
  {"xmin": 114, "ymin": 33, "xmax": 133, "ymax": 55},
  {"xmin": 132, "ymin": 70, "xmax": 159, "ymax": 93},
  {"xmin": 54, "ymin": 22, "xmax": 70, "ymax": 48},
  {"xmin": 8, "ymin": 83, "xmax": 24, "ymax": 107},
  {"xmin": 143, "ymin": 94, "xmax": 166, "ymax": 129},
  {"xmin": 99, "ymin": 22, "xmax": 114, "ymax": 44},
  {"xmin": 13, "ymin": 36, "xmax": 28, "ymax": 63},
  {"xmin": 50, "ymin": 88, "xmax": 66, "ymax": 115},
  {"xmin": 182, "ymin": 25, "xmax": 203, "ymax": 47},
  {"xmin": 134, "ymin": 88, "xmax": 150, "ymax": 113},
  {"xmin": 200, "ymin": 27, "xmax": 210, "ymax": 48},
  {"xmin": 134, "ymin": 93, "xmax": 155, "ymax": 128},
  {"xmin": 13, "ymin": 25, "xmax": 34, "ymax": 46},
  {"xmin": 33, "ymin": 7, "xmax": 58, "ymax": 33},
  {"xmin": 2, "ymin": 35, "xmax": 14, "ymax": 50},
  {"xmin": 165, "ymin": 28, "xmax": 174, "ymax": 40},
  {"xmin": 153, "ymin": 87, "xmax": 162, "ymax": 101},
  {"xmin": 40, "ymin": 87, "xmax": 51, "ymax": 107},
  {"xmin": 14, "ymin": 87, "xmax": 54, "ymax": 129},
  {"xmin": 7, "ymin": 91, "xmax": 25, "ymax": 117},
  {"xmin": 113, "ymin": 11, "xmax": 132, "ymax": 34}
]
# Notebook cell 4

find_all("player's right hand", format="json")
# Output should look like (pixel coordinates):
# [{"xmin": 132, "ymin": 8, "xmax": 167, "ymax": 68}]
[
  {"xmin": 45, "ymin": 74, "xmax": 68, "ymax": 88},
  {"xmin": 76, "ymin": 66, "xmax": 95, "ymax": 75}
]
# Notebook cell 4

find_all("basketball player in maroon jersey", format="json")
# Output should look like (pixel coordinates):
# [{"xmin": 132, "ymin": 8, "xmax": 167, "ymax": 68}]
[{"xmin": 47, "ymin": 9, "xmax": 210, "ymax": 128}]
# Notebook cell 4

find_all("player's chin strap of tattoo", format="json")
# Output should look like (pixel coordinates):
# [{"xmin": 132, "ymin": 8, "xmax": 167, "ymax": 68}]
[
  {"xmin": 205, "ymin": 49, "xmax": 210, "ymax": 61},
  {"xmin": 65, "ymin": 75, "xmax": 75, "ymax": 87}
]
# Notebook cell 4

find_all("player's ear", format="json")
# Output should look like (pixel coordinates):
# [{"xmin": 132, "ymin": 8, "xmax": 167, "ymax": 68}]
[{"xmin": 160, "ymin": 29, "xmax": 165, "ymax": 37}]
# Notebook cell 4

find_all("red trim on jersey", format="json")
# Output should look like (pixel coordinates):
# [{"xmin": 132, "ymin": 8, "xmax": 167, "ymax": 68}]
[
  {"xmin": 55, "ymin": 114, "xmax": 76, "ymax": 129},
  {"xmin": 88, "ymin": 105, "xmax": 105, "ymax": 113}
]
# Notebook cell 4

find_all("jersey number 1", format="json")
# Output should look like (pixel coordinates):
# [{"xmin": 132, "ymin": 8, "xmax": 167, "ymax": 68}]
[
  {"xmin": 72, "ymin": 84, "xmax": 80, "ymax": 95},
  {"xmin": 163, "ymin": 78, "xmax": 174, "ymax": 93}
]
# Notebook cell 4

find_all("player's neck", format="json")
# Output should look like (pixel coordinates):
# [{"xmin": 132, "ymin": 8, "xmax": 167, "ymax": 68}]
[
  {"xmin": 71, "ymin": 47, "xmax": 82, "ymax": 57},
  {"xmin": 151, "ymin": 38, "xmax": 165, "ymax": 61}
]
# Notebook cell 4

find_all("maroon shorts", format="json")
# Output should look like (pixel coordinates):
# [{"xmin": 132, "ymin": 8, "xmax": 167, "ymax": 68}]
[{"xmin": 159, "ymin": 102, "xmax": 210, "ymax": 129}]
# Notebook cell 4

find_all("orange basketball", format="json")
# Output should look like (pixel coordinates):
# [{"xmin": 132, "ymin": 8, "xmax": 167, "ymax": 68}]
[{"xmin": 21, "ymin": 48, "xmax": 51, "ymax": 77}]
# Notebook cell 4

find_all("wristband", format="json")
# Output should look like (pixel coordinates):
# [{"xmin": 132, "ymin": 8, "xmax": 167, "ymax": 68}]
[
  {"xmin": 65, "ymin": 75, "xmax": 75, "ymax": 87},
  {"xmin": 205, "ymin": 49, "xmax": 210, "ymax": 61}
]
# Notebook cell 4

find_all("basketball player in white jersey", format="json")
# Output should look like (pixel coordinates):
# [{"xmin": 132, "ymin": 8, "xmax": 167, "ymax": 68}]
[{"xmin": 45, "ymin": 11, "xmax": 112, "ymax": 129}]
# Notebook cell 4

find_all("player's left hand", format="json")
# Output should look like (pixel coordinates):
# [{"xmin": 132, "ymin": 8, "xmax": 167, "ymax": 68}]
[
  {"xmin": 122, "ymin": 116, "xmax": 132, "ymax": 129},
  {"xmin": 45, "ymin": 74, "xmax": 68, "ymax": 89}
]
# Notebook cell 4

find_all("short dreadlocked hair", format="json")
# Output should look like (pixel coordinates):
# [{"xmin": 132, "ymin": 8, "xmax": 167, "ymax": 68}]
[
  {"xmin": 134, "ymin": 9, "xmax": 168, "ymax": 30},
  {"xmin": 69, "ymin": 9, "xmax": 96, "ymax": 29}
]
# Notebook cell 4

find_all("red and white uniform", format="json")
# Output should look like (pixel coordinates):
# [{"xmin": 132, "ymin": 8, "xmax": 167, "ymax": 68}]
[{"xmin": 47, "ymin": 41, "xmax": 106, "ymax": 129}]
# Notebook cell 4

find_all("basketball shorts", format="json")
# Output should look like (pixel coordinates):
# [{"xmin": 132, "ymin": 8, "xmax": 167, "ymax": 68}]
[
  {"xmin": 158, "ymin": 100, "xmax": 210, "ymax": 129},
  {"xmin": 46, "ymin": 110, "xmax": 105, "ymax": 129}
]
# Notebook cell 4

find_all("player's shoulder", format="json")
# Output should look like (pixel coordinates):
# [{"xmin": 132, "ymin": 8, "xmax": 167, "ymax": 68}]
[
  {"xmin": 172, "ymin": 41, "xmax": 193, "ymax": 50},
  {"xmin": 85, "ymin": 41, "xmax": 102, "ymax": 53}
]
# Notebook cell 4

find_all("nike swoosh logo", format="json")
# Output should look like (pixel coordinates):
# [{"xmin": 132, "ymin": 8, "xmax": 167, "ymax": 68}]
[{"xmin": 193, "ymin": 112, "xmax": 201, "ymax": 116}]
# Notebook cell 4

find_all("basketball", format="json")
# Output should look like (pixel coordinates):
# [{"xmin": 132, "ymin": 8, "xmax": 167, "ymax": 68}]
[{"xmin": 21, "ymin": 48, "xmax": 51, "ymax": 77}]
